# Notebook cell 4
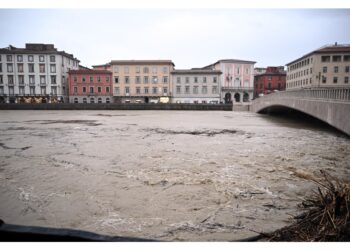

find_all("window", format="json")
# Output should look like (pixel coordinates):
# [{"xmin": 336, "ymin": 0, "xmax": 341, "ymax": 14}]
[
  {"xmin": 114, "ymin": 87, "xmax": 120, "ymax": 95},
  {"xmin": 202, "ymin": 86, "xmax": 207, "ymax": 94},
  {"xmin": 74, "ymin": 87, "xmax": 78, "ymax": 93},
  {"xmin": 39, "ymin": 64, "xmax": 45, "ymax": 73},
  {"xmin": 17, "ymin": 55, "xmax": 23, "ymax": 62},
  {"xmin": 144, "ymin": 87, "xmax": 149, "ymax": 94},
  {"xmin": 7, "ymin": 75, "xmax": 13, "ymax": 84},
  {"xmin": 9, "ymin": 86, "xmax": 14, "ymax": 95},
  {"xmin": 106, "ymin": 86, "xmax": 110, "ymax": 93},
  {"xmin": 41, "ymin": 87, "xmax": 46, "ymax": 95},
  {"xmin": 321, "ymin": 56, "xmax": 330, "ymax": 62},
  {"xmin": 136, "ymin": 76, "xmax": 141, "ymax": 84},
  {"xmin": 322, "ymin": 76, "xmax": 327, "ymax": 84},
  {"xmin": 50, "ymin": 64, "xmax": 56, "ymax": 73},
  {"xmin": 30, "ymin": 87, "xmax": 35, "ymax": 95},
  {"xmin": 213, "ymin": 77, "xmax": 217, "ymax": 83},
  {"xmin": 29, "ymin": 75, "xmax": 35, "ymax": 84},
  {"xmin": 310, "ymin": 68, "xmax": 313, "ymax": 74},
  {"xmin": 136, "ymin": 66, "xmax": 140, "ymax": 73},
  {"xmin": 236, "ymin": 67, "xmax": 240, "ymax": 74},
  {"xmin": 18, "ymin": 75, "xmax": 24, "ymax": 84},
  {"xmin": 323, "ymin": 67, "xmax": 327, "ymax": 73},
  {"xmin": 152, "ymin": 87, "xmax": 157, "ymax": 94},
  {"xmin": 163, "ymin": 87, "xmax": 168, "ymax": 95},
  {"xmin": 28, "ymin": 64, "xmax": 34, "ymax": 73},
  {"xmin": 176, "ymin": 86, "xmax": 181, "ymax": 94},
  {"xmin": 136, "ymin": 87, "xmax": 141, "ymax": 94},
  {"xmin": 98, "ymin": 87, "xmax": 102, "ymax": 93},
  {"xmin": 0, "ymin": 86, "xmax": 3, "ymax": 94},
  {"xmin": 90, "ymin": 87, "xmax": 94, "ymax": 93},
  {"xmin": 333, "ymin": 56, "xmax": 341, "ymax": 62},
  {"xmin": 82, "ymin": 77, "xmax": 86, "ymax": 83},
  {"xmin": 40, "ymin": 76, "xmax": 46, "ymax": 84},
  {"xmin": 143, "ymin": 67, "xmax": 149, "ymax": 74},
  {"xmin": 185, "ymin": 86, "xmax": 190, "ymax": 94},
  {"xmin": 90, "ymin": 98, "xmax": 95, "ymax": 103},
  {"xmin": 88, "ymin": 76, "xmax": 92, "ymax": 83},
  {"xmin": 125, "ymin": 76, "xmax": 129, "ymax": 84},
  {"xmin": 83, "ymin": 87, "xmax": 86, "ymax": 93},
  {"xmin": 193, "ymin": 86, "xmax": 199, "ymax": 94},
  {"xmin": 310, "ymin": 78, "xmax": 312, "ymax": 84},
  {"xmin": 114, "ymin": 77, "xmax": 119, "ymax": 83},
  {"xmin": 334, "ymin": 66, "xmax": 339, "ymax": 73},
  {"xmin": 98, "ymin": 98, "xmax": 102, "ymax": 103},
  {"xmin": 19, "ymin": 86, "xmax": 24, "ymax": 95},
  {"xmin": 0, "ymin": 75, "xmax": 2, "ymax": 84},
  {"xmin": 268, "ymin": 82, "xmax": 272, "ymax": 89},
  {"xmin": 114, "ymin": 66, "xmax": 119, "ymax": 73},
  {"xmin": 194, "ymin": 77, "xmax": 198, "ymax": 83},
  {"xmin": 245, "ymin": 68, "xmax": 249, "ymax": 74},
  {"xmin": 345, "ymin": 77, "xmax": 349, "ymax": 84},
  {"xmin": 51, "ymin": 86, "xmax": 57, "ymax": 95},
  {"xmin": 50, "ymin": 56, "xmax": 55, "ymax": 62},
  {"xmin": 83, "ymin": 98, "xmax": 87, "ymax": 103},
  {"xmin": 0, "ymin": 64, "xmax": 2, "ymax": 72},
  {"xmin": 152, "ymin": 76, "xmax": 158, "ymax": 84},
  {"xmin": 28, "ymin": 55, "xmax": 34, "ymax": 62},
  {"xmin": 203, "ymin": 77, "xmax": 207, "ymax": 83},
  {"xmin": 162, "ymin": 67, "xmax": 168, "ymax": 73},
  {"xmin": 152, "ymin": 67, "xmax": 157, "ymax": 74},
  {"xmin": 39, "ymin": 55, "xmax": 45, "ymax": 62},
  {"xmin": 176, "ymin": 77, "xmax": 181, "ymax": 84},
  {"xmin": 345, "ymin": 66, "xmax": 349, "ymax": 73},
  {"xmin": 7, "ymin": 64, "xmax": 13, "ymax": 72},
  {"xmin": 6, "ymin": 55, "xmax": 12, "ymax": 62},
  {"xmin": 125, "ymin": 87, "xmax": 130, "ymax": 94},
  {"xmin": 333, "ymin": 77, "xmax": 338, "ymax": 84},
  {"xmin": 18, "ymin": 64, "xmax": 23, "ymax": 73},
  {"xmin": 106, "ymin": 98, "xmax": 110, "ymax": 103},
  {"xmin": 106, "ymin": 76, "xmax": 110, "ymax": 82},
  {"xmin": 74, "ymin": 98, "xmax": 78, "ymax": 103},
  {"xmin": 124, "ymin": 66, "xmax": 129, "ymax": 74},
  {"xmin": 268, "ymin": 76, "xmax": 272, "ymax": 80},
  {"xmin": 163, "ymin": 76, "xmax": 168, "ymax": 84},
  {"xmin": 97, "ymin": 76, "xmax": 101, "ymax": 82},
  {"xmin": 144, "ymin": 76, "xmax": 149, "ymax": 84},
  {"xmin": 185, "ymin": 77, "xmax": 189, "ymax": 83},
  {"xmin": 344, "ymin": 55, "xmax": 350, "ymax": 62}
]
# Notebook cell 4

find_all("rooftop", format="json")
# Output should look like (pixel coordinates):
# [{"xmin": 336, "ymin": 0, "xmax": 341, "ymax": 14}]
[
  {"xmin": 286, "ymin": 43, "xmax": 350, "ymax": 66},
  {"xmin": 110, "ymin": 60, "xmax": 175, "ymax": 66},
  {"xmin": 69, "ymin": 69, "xmax": 112, "ymax": 74},
  {"xmin": 0, "ymin": 43, "xmax": 79, "ymax": 62},
  {"xmin": 171, "ymin": 69, "xmax": 222, "ymax": 74}
]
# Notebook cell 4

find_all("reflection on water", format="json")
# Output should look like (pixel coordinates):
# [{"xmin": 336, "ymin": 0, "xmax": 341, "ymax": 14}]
[{"xmin": 0, "ymin": 110, "xmax": 349, "ymax": 241}]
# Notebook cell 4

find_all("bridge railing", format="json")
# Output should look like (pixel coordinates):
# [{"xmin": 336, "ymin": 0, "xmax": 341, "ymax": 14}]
[{"xmin": 256, "ymin": 88, "xmax": 350, "ymax": 102}]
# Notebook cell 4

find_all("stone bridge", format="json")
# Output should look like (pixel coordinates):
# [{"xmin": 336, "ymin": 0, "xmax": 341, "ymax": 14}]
[{"xmin": 250, "ymin": 88, "xmax": 350, "ymax": 136}]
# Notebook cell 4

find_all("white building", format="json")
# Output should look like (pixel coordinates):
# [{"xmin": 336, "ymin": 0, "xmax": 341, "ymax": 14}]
[
  {"xmin": 0, "ymin": 43, "xmax": 80, "ymax": 103},
  {"xmin": 286, "ymin": 43, "xmax": 350, "ymax": 90},
  {"xmin": 171, "ymin": 69, "xmax": 222, "ymax": 104}
]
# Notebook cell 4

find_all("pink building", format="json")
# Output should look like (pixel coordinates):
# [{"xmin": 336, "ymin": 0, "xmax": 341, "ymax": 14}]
[
  {"xmin": 203, "ymin": 59, "xmax": 256, "ymax": 104},
  {"xmin": 68, "ymin": 70, "xmax": 113, "ymax": 103}
]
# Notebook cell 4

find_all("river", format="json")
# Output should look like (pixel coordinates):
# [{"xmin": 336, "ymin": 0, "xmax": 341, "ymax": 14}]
[{"xmin": 0, "ymin": 110, "xmax": 349, "ymax": 241}]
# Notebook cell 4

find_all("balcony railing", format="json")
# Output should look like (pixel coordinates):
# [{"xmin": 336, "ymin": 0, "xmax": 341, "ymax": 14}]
[{"xmin": 221, "ymin": 87, "xmax": 254, "ymax": 92}]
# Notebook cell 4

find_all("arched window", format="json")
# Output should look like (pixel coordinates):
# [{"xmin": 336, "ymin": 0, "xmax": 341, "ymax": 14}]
[
  {"xmin": 83, "ymin": 98, "xmax": 87, "ymax": 103},
  {"xmin": 90, "ymin": 98, "xmax": 95, "ymax": 103},
  {"xmin": 106, "ymin": 98, "xmax": 110, "ymax": 103},
  {"xmin": 74, "ymin": 98, "xmax": 78, "ymax": 103},
  {"xmin": 98, "ymin": 98, "xmax": 102, "ymax": 103}
]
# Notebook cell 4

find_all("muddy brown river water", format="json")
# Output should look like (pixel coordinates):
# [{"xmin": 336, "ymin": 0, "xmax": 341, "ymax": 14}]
[{"xmin": 0, "ymin": 110, "xmax": 349, "ymax": 241}]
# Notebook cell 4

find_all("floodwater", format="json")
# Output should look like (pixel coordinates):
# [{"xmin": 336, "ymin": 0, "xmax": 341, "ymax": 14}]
[{"xmin": 0, "ymin": 110, "xmax": 349, "ymax": 241}]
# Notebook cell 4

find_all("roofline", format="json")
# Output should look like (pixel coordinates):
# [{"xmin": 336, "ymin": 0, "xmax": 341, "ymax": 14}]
[
  {"xmin": 110, "ymin": 60, "xmax": 175, "ymax": 66},
  {"xmin": 171, "ymin": 69, "xmax": 222, "ymax": 75},
  {"xmin": 202, "ymin": 59, "xmax": 256, "ymax": 69},
  {"xmin": 68, "ymin": 70, "xmax": 112, "ymax": 74}
]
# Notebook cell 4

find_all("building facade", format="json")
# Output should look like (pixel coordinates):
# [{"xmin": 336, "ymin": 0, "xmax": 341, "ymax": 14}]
[
  {"xmin": 286, "ymin": 44, "xmax": 350, "ymax": 90},
  {"xmin": 254, "ymin": 66, "xmax": 286, "ymax": 98},
  {"xmin": 110, "ymin": 60, "xmax": 175, "ymax": 103},
  {"xmin": 68, "ymin": 70, "xmax": 113, "ymax": 103},
  {"xmin": 170, "ymin": 69, "xmax": 222, "ymax": 103},
  {"xmin": 203, "ymin": 59, "xmax": 256, "ymax": 104},
  {"xmin": 0, "ymin": 43, "xmax": 79, "ymax": 103}
]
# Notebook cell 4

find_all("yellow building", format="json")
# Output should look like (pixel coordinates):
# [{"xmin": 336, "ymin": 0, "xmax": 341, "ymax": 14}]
[
  {"xmin": 110, "ymin": 60, "xmax": 175, "ymax": 103},
  {"xmin": 286, "ymin": 43, "xmax": 350, "ymax": 90}
]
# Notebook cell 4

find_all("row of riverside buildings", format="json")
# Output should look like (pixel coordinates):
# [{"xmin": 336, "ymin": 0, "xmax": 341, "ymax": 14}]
[{"xmin": 0, "ymin": 43, "xmax": 349, "ymax": 104}]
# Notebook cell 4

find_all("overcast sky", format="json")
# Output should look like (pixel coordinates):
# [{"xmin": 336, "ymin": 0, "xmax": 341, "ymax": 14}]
[{"xmin": 1, "ymin": 9, "xmax": 350, "ymax": 69}]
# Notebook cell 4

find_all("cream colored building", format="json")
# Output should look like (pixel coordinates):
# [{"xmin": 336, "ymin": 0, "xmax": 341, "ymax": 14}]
[
  {"xmin": 286, "ymin": 44, "xmax": 350, "ymax": 90},
  {"xmin": 110, "ymin": 60, "xmax": 175, "ymax": 103}
]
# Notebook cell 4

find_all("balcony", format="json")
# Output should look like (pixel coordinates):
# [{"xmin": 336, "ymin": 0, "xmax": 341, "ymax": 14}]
[{"xmin": 221, "ymin": 86, "xmax": 254, "ymax": 92}]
